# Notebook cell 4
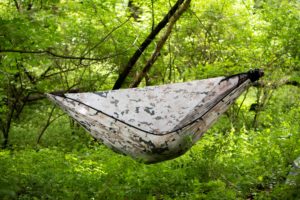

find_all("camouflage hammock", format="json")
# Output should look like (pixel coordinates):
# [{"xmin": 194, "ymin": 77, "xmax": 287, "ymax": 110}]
[{"xmin": 47, "ymin": 69, "xmax": 263, "ymax": 163}]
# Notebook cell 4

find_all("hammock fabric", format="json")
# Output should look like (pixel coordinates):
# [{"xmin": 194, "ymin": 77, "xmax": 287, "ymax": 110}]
[{"xmin": 47, "ymin": 69, "xmax": 263, "ymax": 163}]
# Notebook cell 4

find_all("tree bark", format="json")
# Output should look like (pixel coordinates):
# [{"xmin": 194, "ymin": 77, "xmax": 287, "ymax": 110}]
[
  {"xmin": 112, "ymin": 0, "xmax": 185, "ymax": 90},
  {"xmin": 1, "ymin": 102, "xmax": 15, "ymax": 148},
  {"xmin": 129, "ymin": 0, "xmax": 191, "ymax": 88}
]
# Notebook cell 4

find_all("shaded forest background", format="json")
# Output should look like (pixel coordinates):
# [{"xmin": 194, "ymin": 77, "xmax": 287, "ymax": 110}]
[{"xmin": 0, "ymin": 0, "xmax": 299, "ymax": 199}]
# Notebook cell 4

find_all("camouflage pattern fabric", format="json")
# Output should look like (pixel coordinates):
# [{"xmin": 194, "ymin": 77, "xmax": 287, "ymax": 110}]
[{"xmin": 47, "ymin": 69, "xmax": 263, "ymax": 163}]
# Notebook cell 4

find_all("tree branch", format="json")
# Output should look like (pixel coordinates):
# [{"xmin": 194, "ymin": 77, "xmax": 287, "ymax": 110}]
[
  {"xmin": 254, "ymin": 79, "xmax": 300, "ymax": 88},
  {"xmin": 129, "ymin": 0, "xmax": 191, "ymax": 88},
  {"xmin": 83, "ymin": 18, "xmax": 130, "ymax": 56},
  {"xmin": 13, "ymin": 0, "xmax": 20, "ymax": 12},
  {"xmin": 112, "ymin": 0, "xmax": 185, "ymax": 89},
  {"xmin": 36, "ymin": 106, "xmax": 64, "ymax": 144},
  {"xmin": 0, "ymin": 49, "xmax": 122, "ymax": 62},
  {"xmin": 23, "ymin": 88, "xmax": 80, "ymax": 102}
]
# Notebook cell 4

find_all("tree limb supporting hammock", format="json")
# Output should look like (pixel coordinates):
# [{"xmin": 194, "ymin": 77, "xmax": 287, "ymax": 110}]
[
  {"xmin": 112, "ymin": 0, "xmax": 186, "ymax": 89},
  {"xmin": 47, "ymin": 69, "xmax": 264, "ymax": 163}
]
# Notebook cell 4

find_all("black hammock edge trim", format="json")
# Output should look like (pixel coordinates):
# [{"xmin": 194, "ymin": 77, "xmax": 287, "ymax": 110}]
[{"xmin": 56, "ymin": 74, "xmax": 247, "ymax": 136}]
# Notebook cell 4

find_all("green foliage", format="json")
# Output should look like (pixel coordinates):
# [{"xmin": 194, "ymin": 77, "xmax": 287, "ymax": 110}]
[
  {"xmin": 0, "ymin": 84, "xmax": 299, "ymax": 199},
  {"xmin": 0, "ymin": 0, "xmax": 299, "ymax": 199}
]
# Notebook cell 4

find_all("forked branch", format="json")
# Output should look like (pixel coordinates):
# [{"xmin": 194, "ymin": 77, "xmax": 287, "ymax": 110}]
[
  {"xmin": 130, "ymin": 0, "xmax": 191, "ymax": 87},
  {"xmin": 112, "ymin": 0, "xmax": 185, "ymax": 89}
]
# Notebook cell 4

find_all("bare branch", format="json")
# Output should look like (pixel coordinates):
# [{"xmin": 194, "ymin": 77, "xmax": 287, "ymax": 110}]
[
  {"xmin": 83, "ymin": 18, "xmax": 130, "ymax": 56},
  {"xmin": 25, "ymin": 88, "xmax": 81, "ymax": 102},
  {"xmin": 112, "ymin": 0, "xmax": 185, "ymax": 89},
  {"xmin": 36, "ymin": 106, "xmax": 64, "ymax": 144},
  {"xmin": 130, "ymin": 0, "xmax": 191, "ymax": 87},
  {"xmin": 0, "ymin": 49, "xmax": 123, "ymax": 62},
  {"xmin": 151, "ymin": 0, "xmax": 155, "ymax": 31}
]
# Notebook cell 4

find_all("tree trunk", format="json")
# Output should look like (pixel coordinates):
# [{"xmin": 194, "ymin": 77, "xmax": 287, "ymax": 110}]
[
  {"xmin": 129, "ymin": 0, "xmax": 191, "ymax": 88},
  {"xmin": 112, "ymin": 0, "xmax": 185, "ymax": 90},
  {"xmin": 1, "ymin": 105, "xmax": 15, "ymax": 149},
  {"xmin": 2, "ymin": 131, "xmax": 9, "ymax": 149}
]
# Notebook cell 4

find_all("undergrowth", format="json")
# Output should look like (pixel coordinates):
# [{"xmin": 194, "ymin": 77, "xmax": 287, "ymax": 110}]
[{"xmin": 0, "ymin": 87, "xmax": 299, "ymax": 199}]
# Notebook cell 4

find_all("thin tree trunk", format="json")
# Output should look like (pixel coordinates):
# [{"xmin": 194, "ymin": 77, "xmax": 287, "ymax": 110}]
[
  {"xmin": 1, "ymin": 124, "xmax": 9, "ymax": 149},
  {"xmin": 112, "ymin": 0, "xmax": 185, "ymax": 90},
  {"xmin": 1, "ymin": 104, "xmax": 15, "ymax": 148},
  {"xmin": 13, "ymin": 0, "xmax": 20, "ymax": 12},
  {"xmin": 129, "ymin": 0, "xmax": 191, "ymax": 88},
  {"xmin": 37, "ymin": 106, "xmax": 64, "ymax": 144}
]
